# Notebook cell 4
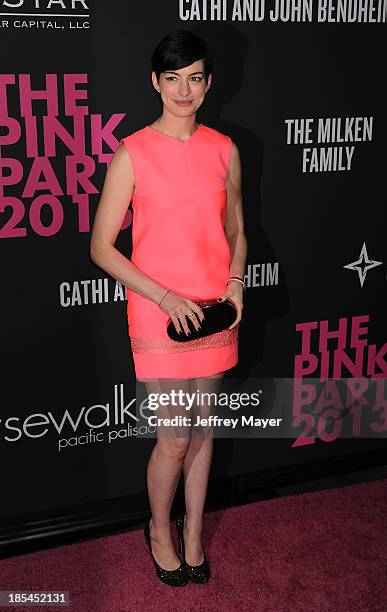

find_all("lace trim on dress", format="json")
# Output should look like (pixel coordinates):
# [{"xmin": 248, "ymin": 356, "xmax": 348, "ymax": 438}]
[{"xmin": 130, "ymin": 326, "xmax": 238, "ymax": 354}]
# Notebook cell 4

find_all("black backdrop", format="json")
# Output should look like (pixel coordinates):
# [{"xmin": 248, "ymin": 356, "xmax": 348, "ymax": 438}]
[{"xmin": 1, "ymin": 2, "xmax": 386, "ymax": 520}]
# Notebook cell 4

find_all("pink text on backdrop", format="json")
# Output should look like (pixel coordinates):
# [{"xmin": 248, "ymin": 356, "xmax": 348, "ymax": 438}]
[
  {"xmin": 0, "ymin": 73, "xmax": 131, "ymax": 238},
  {"xmin": 291, "ymin": 314, "xmax": 387, "ymax": 447}
]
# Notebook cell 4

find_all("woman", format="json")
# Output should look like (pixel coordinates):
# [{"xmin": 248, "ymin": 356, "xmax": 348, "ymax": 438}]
[{"xmin": 90, "ymin": 29, "xmax": 247, "ymax": 587}]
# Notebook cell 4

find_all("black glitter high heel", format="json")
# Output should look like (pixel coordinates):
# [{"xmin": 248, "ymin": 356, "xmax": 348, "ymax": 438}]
[
  {"xmin": 176, "ymin": 515, "xmax": 210, "ymax": 583},
  {"xmin": 144, "ymin": 518, "xmax": 188, "ymax": 587}
]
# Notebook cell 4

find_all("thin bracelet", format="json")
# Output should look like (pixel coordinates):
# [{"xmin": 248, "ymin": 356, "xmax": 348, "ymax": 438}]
[
  {"xmin": 158, "ymin": 289, "xmax": 171, "ymax": 306},
  {"xmin": 226, "ymin": 277, "xmax": 246, "ymax": 291},
  {"xmin": 228, "ymin": 275, "xmax": 245, "ymax": 283},
  {"xmin": 227, "ymin": 277, "xmax": 245, "ymax": 286}
]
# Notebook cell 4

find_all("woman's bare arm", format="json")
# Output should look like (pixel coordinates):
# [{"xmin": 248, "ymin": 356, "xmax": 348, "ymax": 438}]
[
  {"xmin": 90, "ymin": 142, "xmax": 167, "ymax": 305},
  {"xmin": 220, "ymin": 141, "xmax": 247, "ymax": 330},
  {"xmin": 225, "ymin": 141, "xmax": 248, "ymax": 280}
]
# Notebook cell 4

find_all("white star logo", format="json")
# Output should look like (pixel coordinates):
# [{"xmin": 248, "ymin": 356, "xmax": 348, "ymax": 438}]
[{"xmin": 343, "ymin": 242, "xmax": 383, "ymax": 287}]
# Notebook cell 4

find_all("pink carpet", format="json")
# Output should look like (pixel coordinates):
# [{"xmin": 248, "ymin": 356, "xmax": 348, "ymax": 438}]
[{"xmin": 1, "ymin": 479, "xmax": 386, "ymax": 611}]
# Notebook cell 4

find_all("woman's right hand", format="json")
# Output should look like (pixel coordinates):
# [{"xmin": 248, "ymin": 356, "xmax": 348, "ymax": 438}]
[{"xmin": 158, "ymin": 291, "xmax": 205, "ymax": 336}]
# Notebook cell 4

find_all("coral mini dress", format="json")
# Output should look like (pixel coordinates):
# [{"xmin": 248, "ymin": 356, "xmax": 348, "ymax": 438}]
[{"xmin": 120, "ymin": 123, "xmax": 239, "ymax": 381}]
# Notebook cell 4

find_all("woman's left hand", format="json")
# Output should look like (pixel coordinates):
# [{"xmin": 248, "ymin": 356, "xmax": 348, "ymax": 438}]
[{"xmin": 217, "ymin": 280, "xmax": 244, "ymax": 330}]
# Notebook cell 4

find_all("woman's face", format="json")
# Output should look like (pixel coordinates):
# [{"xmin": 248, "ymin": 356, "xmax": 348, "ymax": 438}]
[{"xmin": 152, "ymin": 59, "xmax": 212, "ymax": 118}]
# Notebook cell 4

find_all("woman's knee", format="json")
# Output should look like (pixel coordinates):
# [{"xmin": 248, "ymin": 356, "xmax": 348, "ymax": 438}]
[{"xmin": 156, "ymin": 435, "xmax": 191, "ymax": 459}]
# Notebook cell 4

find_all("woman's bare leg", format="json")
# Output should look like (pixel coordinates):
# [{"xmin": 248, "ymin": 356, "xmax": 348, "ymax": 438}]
[
  {"xmin": 182, "ymin": 372, "xmax": 224, "ymax": 565},
  {"xmin": 145, "ymin": 377, "xmax": 192, "ymax": 570}
]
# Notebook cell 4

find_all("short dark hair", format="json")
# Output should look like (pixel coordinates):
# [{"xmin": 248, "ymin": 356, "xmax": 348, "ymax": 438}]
[{"xmin": 151, "ymin": 30, "xmax": 213, "ymax": 83}]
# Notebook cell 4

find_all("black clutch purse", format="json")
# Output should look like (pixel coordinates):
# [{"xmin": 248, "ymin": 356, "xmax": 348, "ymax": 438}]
[{"xmin": 166, "ymin": 298, "xmax": 237, "ymax": 342}]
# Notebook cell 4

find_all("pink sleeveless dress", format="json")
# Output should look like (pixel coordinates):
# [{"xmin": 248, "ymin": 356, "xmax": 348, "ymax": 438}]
[{"xmin": 120, "ymin": 123, "xmax": 238, "ymax": 380}]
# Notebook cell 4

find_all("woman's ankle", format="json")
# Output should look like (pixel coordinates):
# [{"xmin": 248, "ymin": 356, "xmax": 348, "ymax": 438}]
[
  {"xmin": 150, "ymin": 517, "xmax": 172, "ymax": 541},
  {"xmin": 184, "ymin": 515, "xmax": 203, "ymax": 536}
]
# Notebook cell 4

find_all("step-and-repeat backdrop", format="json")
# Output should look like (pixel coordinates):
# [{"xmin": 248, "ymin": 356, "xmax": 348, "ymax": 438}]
[{"xmin": 1, "ymin": 2, "xmax": 386, "ymax": 518}]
